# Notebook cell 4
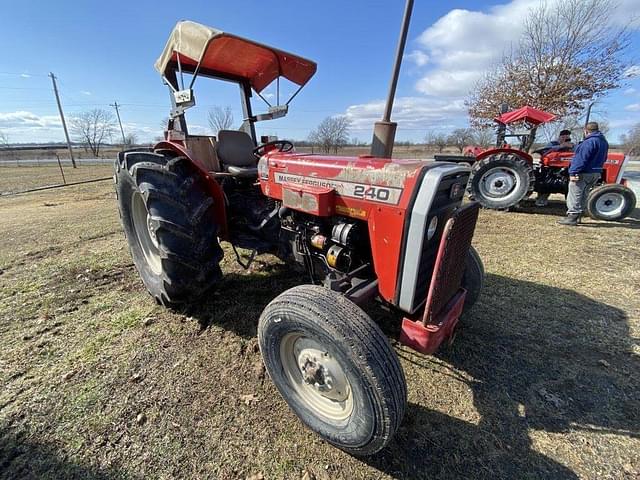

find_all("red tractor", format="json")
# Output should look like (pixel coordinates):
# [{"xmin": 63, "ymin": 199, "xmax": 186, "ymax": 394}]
[
  {"xmin": 436, "ymin": 106, "xmax": 637, "ymax": 220},
  {"xmin": 114, "ymin": 20, "xmax": 484, "ymax": 455}
]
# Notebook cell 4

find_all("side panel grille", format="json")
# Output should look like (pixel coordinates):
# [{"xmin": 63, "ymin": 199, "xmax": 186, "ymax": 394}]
[{"xmin": 424, "ymin": 202, "xmax": 480, "ymax": 323}]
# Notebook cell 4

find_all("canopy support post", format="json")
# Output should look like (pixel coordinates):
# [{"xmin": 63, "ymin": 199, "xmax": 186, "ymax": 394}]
[{"xmin": 239, "ymin": 81, "xmax": 257, "ymax": 144}]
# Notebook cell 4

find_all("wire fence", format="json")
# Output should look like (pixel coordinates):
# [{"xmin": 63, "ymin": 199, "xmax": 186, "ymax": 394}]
[{"xmin": 0, "ymin": 148, "xmax": 116, "ymax": 195}]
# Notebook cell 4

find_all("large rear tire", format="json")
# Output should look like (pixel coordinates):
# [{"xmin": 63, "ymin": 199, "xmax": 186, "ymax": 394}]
[
  {"xmin": 114, "ymin": 151, "xmax": 223, "ymax": 306},
  {"xmin": 258, "ymin": 285, "xmax": 407, "ymax": 456},
  {"xmin": 586, "ymin": 183, "xmax": 636, "ymax": 221},
  {"xmin": 468, "ymin": 153, "xmax": 535, "ymax": 209}
]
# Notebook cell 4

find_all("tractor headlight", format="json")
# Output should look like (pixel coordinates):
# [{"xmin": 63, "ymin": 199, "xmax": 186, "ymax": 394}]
[{"xmin": 427, "ymin": 216, "xmax": 438, "ymax": 241}]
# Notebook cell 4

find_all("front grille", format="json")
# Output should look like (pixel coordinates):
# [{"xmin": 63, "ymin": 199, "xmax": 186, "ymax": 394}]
[
  {"xmin": 424, "ymin": 202, "xmax": 480, "ymax": 323},
  {"xmin": 411, "ymin": 171, "xmax": 469, "ymax": 311}
]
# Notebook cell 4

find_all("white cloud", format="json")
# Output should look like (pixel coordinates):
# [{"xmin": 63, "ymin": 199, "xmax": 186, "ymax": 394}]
[
  {"xmin": 20, "ymin": 73, "xmax": 31, "ymax": 78},
  {"xmin": 624, "ymin": 87, "xmax": 637, "ymax": 95},
  {"xmin": 341, "ymin": 0, "xmax": 640, "ymax": 139},
  {"xmin": 0, "ymin": 111, "xmax": 61, "ymax": 129},
  {"xmin": 624, "ymin": 103, "xmax": 640, "ymax": 112},
  {"xmin": 263, "ymin": 93, "xmax": 275, "ymax": 99},
  {"xmin": 412, "ymin": 1, "xmax": 541, "ymax": 97},
  {"xmin": 80, "ymin": 90, "xmax": 92, "ymax": 96},
  {"xmin": 405, "ymin": 50, "xmax": 429, "ymax": 67},
  {"xmin": 624, "ymin": 66, "xmax": 640, "ymax": 78},
  {"xmin": 345, "ymin": 97, "xmax": 467, "ymax": 132}
]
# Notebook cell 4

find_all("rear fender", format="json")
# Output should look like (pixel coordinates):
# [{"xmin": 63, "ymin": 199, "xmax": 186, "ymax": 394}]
[
  {"xmin": 477, "ymin": 148, "xmax": 533, "ymax": 164},
  {"xmin": 154, "ymin": 140, "xmax": 228, "ymax": 239}
]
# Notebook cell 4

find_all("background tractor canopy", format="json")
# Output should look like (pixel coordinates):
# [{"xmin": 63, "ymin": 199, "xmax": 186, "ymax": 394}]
[
  {"xmin": 155, "ymin": 20, "xmax": 317, "ymax": 93},
  {"xmin": 495, "ymin": 106, "xmax": 556, "ymax": 126}
]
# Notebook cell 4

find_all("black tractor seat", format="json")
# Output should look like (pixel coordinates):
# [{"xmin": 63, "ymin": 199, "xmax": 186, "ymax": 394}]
[{"xmin": 216, "ymin": 129, "xmax": 258, "ymax": 177}]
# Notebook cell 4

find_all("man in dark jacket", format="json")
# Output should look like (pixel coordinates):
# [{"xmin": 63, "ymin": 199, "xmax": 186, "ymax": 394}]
[{"xmin": 558, "ymin": 122, "xmax": 608, "ymax": 225}]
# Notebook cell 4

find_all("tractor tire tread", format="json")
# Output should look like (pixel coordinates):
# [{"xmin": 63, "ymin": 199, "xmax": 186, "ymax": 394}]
[{"xmin": 259, "ymin": 285, "xmax": 407, "ymax": 456}]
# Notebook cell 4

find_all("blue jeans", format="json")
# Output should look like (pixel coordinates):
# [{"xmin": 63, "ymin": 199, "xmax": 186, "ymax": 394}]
[{"xmin": 566, "ymin": 173, "xmax": 600, "ymax": 214}]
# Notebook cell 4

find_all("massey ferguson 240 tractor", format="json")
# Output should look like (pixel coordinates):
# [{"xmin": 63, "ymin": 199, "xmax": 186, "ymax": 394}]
[
  {"xmin": 436, "ymin": 106, "xmax": 637, "ymax": 220},
  {"xmin": 114, "ymin": 15, "xmax": 484, "ymax": 455}
]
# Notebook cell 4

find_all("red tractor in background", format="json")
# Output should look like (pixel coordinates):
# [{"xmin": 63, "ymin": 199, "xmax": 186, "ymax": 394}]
[
  {"xmin": 114, "ymin": 19, "xmax": 484, "ymax": 455},
  {"xmin": 436, "ymin": 106, "xmax": 637, "ymax": 220}
]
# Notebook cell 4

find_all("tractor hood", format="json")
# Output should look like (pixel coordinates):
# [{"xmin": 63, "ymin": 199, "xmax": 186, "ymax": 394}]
[
  {"xmin": 261, "ymin": 153, "xmax": 431, "ymax": 190},
  {"xmin": 155, "ymin": 20, "xmax": 317, "ymax": 93}
]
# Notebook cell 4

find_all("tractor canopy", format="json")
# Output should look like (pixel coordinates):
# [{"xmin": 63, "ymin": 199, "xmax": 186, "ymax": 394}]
[
  {"xmin": 154, "ymin": 20, "xmax": 317, "ymax": 93},
  {"xmin": 495, "ymin": 106, "xmax": 556, "ymax": 126}
]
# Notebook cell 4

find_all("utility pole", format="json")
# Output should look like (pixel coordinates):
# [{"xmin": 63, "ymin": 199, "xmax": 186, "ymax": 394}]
[
  {"xmin": 110, "ymin": 101, "xmax": 127, "ymax": 145},
  {"xmin": 49, "ymin": 72, "xmax": 76, "ymax": 168}
]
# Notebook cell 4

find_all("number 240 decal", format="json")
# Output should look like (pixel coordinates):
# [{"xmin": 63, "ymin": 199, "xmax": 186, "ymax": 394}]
[{"xmin": 353, "ymin": 185, "xmax": 391, "ymax": 201}]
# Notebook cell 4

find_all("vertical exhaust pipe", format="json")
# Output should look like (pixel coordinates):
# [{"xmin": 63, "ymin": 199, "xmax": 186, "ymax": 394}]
[{"xmin": 370, "ymin": 0, "xmax": 414, "ymax": 158}]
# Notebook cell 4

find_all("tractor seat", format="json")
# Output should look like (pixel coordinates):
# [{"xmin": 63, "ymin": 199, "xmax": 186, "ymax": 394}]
[{"xmin": 216, "ymin": 130, "xmax": 258, "ymax": 177}]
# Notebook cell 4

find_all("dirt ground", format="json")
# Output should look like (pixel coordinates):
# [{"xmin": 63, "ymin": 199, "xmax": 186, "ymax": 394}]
[{"xmin": 0, "ymin": 168, "xmax": 639, "ymax": 480}]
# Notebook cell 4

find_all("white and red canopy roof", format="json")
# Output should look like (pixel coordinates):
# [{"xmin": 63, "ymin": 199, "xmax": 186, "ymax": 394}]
[{"xmin": 155, "ymin": 21, "xmax": 317, "ymax": 93}]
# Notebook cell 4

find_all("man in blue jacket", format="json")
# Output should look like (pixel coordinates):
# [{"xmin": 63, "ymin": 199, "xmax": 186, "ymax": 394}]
[{"xmin": 558, "ymin": 122, "xmax": 608, "ymax": 225}]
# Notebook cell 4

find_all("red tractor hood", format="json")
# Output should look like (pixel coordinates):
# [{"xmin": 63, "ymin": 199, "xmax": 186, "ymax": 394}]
[{"xmin": 261, "ymin": 153, "xmax": 428, "ymax": 192}]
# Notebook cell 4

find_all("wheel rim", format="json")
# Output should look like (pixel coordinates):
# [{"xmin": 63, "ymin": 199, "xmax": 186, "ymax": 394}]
[
  {"xmin": 478, "ymin": 166, "xmax": 521, "ymax": 200},
  {"xmin": 131, "ymin": 191, "xmax": 162, "ymax": 275},
  {"xmin": 595, "ymin": 192, "xmax": 625, "ymax": 218},
  {"xmin": 280, "ymin": 332, "xmax": 353, "ymax": 422}
]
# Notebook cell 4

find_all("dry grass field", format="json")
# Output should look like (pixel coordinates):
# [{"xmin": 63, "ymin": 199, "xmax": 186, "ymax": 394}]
[{"xmin": 0, "ymin": 166, "xmax": 639, "ymax": 479}]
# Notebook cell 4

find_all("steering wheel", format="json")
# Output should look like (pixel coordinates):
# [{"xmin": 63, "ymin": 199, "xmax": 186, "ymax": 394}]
[{"xmin": 253, "ymin": 140, "xmax": 294, "ymax": 157}]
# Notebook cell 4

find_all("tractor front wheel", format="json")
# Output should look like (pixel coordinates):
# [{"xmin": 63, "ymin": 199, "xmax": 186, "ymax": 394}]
[
  {"xmin": 586, "ymin": 183, "xmax": 636, "ymax": 221},
  {"xmin": 114, "ymin": 151, "xmax": 223, "ymax": 306},
  {"xmin": 258, "ymin": 285, "xmax": 407, "ymax": 456},
  {"xmin": 468, "ymin": 153, "xmax": 535, "ymax": 209}
]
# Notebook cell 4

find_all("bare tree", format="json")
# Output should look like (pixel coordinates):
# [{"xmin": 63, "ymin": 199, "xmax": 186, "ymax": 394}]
[
  {"xmin": 538, "ymin": 115, "xmax": 583, "ymax": 144},
  {"xmin": 467, "ymin": 0, "xmax": 631, "ymax": 147},
  {"xmin": 425, "ymin": 131, "xmax": 448, "ymax": 153},
  {"xmin": 124, "ymin": 132, "xmax": 139, "ymax": 147},
  {"xmin": 308, "ymin": 116, "xmax": 352, "ymax": 154},
  {"xmin": 208, "ymin": 106, "xmax": 234, "ymax": 136},
  {"xmin": 621, "ymin": 123, "xmax": 640, "ymax": 155},
  {"xmin": 472, "ymin": 128, "xmax": 495, "ymax": 148},
  {"xmin": 0, "ymin": 130, "xmax": 8, "ymax": 148},
  {"xmin": 70, "ymin": 109, "xmax": 116, "ymax": 157},
  {"xmin": 447, "ymin": 128, "xmax": 475, "ymax": 153}
]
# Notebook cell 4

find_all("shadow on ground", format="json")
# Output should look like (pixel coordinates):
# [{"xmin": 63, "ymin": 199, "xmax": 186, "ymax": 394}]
[
  {"xmin": 0, "ymin": 429, "xmax": 123, "ymax": 480},
  {"xmin": 184, "ymin": 266, "xmax": 638, "ymax": 479},
  {"xmin": 184, "ymin": 260, "xmax": 306, "ymax": 338},
  {"xmin": 365, "ymin": 274, "xmax": 639, "ymax": 479}
]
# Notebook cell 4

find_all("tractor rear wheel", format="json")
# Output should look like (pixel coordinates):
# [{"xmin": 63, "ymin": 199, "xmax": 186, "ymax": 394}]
[
  {"xmin": 258, "ymin": 285, "xmax": 407, "ymax": 456},
  {"xmin": 462, "ymin": 246, "xmax": 484, "ymax": 313},
  {"xmin": 586, "ymin": 183, "xmax": 636, "ymax": 221},
  {"xmin": 114, "ymin": 151, "xmax": 223, "ymax": 306},
  {"xmin": 468, "ymin": 153, "xmax": 535, "ymax": 209}
]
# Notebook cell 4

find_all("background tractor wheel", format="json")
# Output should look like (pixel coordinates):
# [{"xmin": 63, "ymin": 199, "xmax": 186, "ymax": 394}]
[
  {"xmin": 468, "ymin": 153, "xmax": 535, "ymax": 209},
  {"xmin": 114, "ymin": 151, "xmax": 223, "ymax": 306},
  {"xmin": 586, "ymin": 184, "xmax": 636, "ymax": 221},
  {"xmin": 258, "ymin": 285, "xmax": 407, "ymax": 456},
  {"xmin": 462, "ymin": 246, "xmax": 484, "ymax": 313}
]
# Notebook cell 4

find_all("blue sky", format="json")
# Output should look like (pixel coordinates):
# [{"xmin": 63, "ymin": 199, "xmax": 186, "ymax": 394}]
[{"xmin": 1, "ymin": 0, "xmax": 639, "ymax": 145}]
